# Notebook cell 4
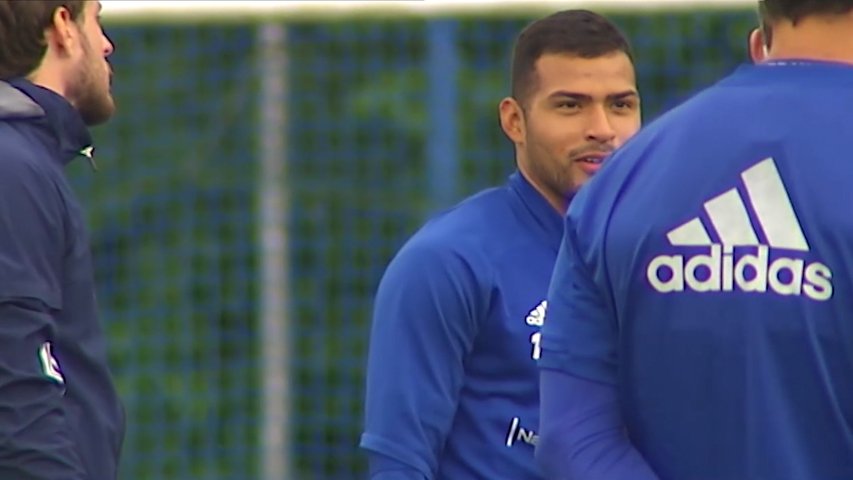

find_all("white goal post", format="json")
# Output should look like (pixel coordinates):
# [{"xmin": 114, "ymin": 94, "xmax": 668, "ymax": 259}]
[{"xmin": 103, "ymin": 0, "xmax": 757, "ymax": 22}]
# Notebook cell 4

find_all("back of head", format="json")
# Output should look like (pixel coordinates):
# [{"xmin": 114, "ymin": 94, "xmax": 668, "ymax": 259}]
[
  {"xmin": 510, "ymin": 9, "xmax": 632, "ymax": 107},
  {"xmin": 756, "ymin": 0, "xmax": 853, "ymax": 62},
  {"xmin": 761, "ymin": 0, "xmax": 853, "ymax": 23},
  {"xmin": 0, "ymin": 1, "xmax": 85, "ymax": 80}
]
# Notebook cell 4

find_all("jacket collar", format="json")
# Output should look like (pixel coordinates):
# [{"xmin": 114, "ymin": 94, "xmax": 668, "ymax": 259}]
[
  {"xmin": 2, "ymin": 78, "xmax": 93, "ymax": 165},
  {"xmin": 508, "ymin": 170, "xmax": 566, "ymax": 252}
]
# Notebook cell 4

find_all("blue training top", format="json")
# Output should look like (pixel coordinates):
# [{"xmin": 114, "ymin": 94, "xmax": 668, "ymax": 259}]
[
  {"xmin": 361, "ymin": 171, "xmax": 562, "ymax": 479},
  {"xmin": 541, "ymin": 61, "xmax": 853, "ymax": 480}
]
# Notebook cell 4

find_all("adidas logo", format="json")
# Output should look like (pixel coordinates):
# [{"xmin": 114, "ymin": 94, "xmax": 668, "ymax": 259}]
[
  {"xmin": 525, "ymin": 300, "xmax": 546, "ymax": 327},
  {"xmin": 647, "ymin": 158, "xmax": 833, "ymax": 301}
]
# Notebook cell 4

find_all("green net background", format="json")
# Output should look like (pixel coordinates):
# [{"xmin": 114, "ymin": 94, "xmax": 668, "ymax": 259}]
[{"xmin": 67, "ymin": 8, "xmax": 756, "ymax": 479}]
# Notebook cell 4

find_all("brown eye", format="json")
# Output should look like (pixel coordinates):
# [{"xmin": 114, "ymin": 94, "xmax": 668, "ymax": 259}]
[{"xmin": 612, "ymin": 100, "xmax": 636, "ymax": 112}]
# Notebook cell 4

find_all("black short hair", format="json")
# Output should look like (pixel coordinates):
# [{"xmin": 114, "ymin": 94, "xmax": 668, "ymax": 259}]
[
  {"xmin": 510, "ymin": 10, "xmax": 633, "ymax": 106},
  {"xmin": 757, "ymin": 2, "xmax": 774, "ymax": 48},
  {"xmin": 760, "ymin": 0, "xmax": 853, "ymax": 24},
  {"xmin": 0, "ymin": 1, "xmax": 86, "ymax": 80}
]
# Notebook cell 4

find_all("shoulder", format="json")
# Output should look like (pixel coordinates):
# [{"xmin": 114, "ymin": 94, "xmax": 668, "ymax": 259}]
[
  {"xmin": 0, "ymin": 138, "xmax": 52, "ymax": 184},
  {"xmin": 0, "ymin": 129, "xmax": 66, "ymax": 228},
  {"xmin": 0, "ymin": 119, "xmax": 53, "ymax": 169},
  {"xmin": 386, "ymin": 185, "xmax": 514, "ymax": 285},
  {"xmin": 413, "ymin": 185, "xmax": 512, "ymax": 251},
  {"xmin": 0, "ymin": 130, "xmax": 57, "ymax": 190},
  {"xmin": 419, "ymin": 185, "xmax": 513, "ymax": 247}
]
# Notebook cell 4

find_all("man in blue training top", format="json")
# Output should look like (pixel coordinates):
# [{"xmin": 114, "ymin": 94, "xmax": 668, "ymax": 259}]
[
  {"xmin": 538, "ymin": 1, "xmax": 853, "ymax": 479},
  {"xmin": 360, "ymin": 10, "xmax": 641, "ymax": 479},
  {"xmin": 0, "ymin": 1, "xmax": 125, "ymax": 478}
]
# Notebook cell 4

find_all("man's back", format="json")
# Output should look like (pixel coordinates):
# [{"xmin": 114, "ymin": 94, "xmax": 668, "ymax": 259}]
[{"xmin": 566, "ymin": 60, "xmax": 853, "ymax": 479}]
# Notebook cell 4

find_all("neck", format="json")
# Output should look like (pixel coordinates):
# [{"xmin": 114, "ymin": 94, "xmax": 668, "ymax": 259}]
[
  {"xmin": 27, "ymin": 62, "xmax": 68, "ymax": 98},
  {"xmin": 767, "ymin": 15, "xmax": 853, "ymax": 64},
  {"xmin": 516, "ymin": 164, "xmax": 568, "ymax": 215},
  {"xmin": 541, "ymin": 191, "xmax": 567, "ymax": 215}
]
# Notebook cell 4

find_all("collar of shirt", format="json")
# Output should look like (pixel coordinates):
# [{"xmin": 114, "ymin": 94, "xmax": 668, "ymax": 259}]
[
  {"xmin": 731, "ymin": 60, "xmax": 853, "ymax": 87},
  {"xmin": 508, "ymin": 170, "xmax": 565, "ymax": 253}
]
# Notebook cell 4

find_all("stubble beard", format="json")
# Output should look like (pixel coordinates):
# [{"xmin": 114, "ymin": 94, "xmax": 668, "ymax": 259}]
[
  {"xmin": 525, "ymin": 143, "xmax": 579, "ymax": 202},
  {"xmin": 522, "ymin": 120, "xmax": 582, "ymax": 199},
  {"xmin": 68, "ymin": 37, "xmax": 115, "ymax": 126}
]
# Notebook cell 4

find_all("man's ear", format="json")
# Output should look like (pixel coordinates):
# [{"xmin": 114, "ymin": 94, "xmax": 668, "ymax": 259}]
[
  {"xmin": 499, "ymin": 96, "xmax": 526, "ymax": 145},
  {"xmin": 748, "ymin": 28, "xmax": 768, "ymax": 63},
  {"xmin": 45, "ymin": 6, "xmax": 79, "ymax": 57}
]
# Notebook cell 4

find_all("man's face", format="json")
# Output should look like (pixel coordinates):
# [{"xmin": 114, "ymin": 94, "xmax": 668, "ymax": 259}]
[
  {"xmin": 67, "ymin": 1, "xmax": 114, "ymax": 125},
  {"xmin": 515, "ymin": 52, "xmax": 640, "ymax": 204}
]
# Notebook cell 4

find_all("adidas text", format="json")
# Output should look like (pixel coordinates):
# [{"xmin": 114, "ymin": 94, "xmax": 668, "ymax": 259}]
[{"xmin": 647, "ymin": 244, "xmax": 832, "ymax": 301}]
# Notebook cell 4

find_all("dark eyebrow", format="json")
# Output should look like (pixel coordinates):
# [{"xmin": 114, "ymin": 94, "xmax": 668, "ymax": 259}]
[
  {"xmin": 547, "ymin": 90, "xmax": 639, "ymax": 102},
  {"xmin": 608, "ymin": 90, "xmax": 640, "ymax": 101},
  {"xmin": 547, "ymin": 91, "xmax": 591, "ymax": 102}
]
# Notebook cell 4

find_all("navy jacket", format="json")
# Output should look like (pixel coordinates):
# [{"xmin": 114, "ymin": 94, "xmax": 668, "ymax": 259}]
[{"xmin": 0, "ymin": 79, "xmax": 124, "ymax": 479}]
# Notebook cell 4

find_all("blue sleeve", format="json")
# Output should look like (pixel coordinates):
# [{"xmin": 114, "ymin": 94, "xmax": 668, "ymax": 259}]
[
  {"xmin": 360, "ymin": 240, "xmax": 484, "ymax": 478},
  {"xmin": 0, "ymin": 156, "xmax": 86, "ymax": 479},
  {"xmin": 536, "ymin": 369, "xmax": 659, "ymax": 480},
  {"xmin": 368, "ymin": 451, "xmax": 428, "ymax": 480},
  {"xmin": 538, "ymin": 210, "xmax": 617, "ymax": 384}
]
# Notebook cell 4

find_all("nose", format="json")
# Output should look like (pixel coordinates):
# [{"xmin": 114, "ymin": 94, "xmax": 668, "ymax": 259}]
[
  {"xmin": 584, "ymin": 106, "xmax": 616, "ymax": 144},
  {"xmin": 102, "ymin": 31, "xmax": 115, "ymax": 57}
]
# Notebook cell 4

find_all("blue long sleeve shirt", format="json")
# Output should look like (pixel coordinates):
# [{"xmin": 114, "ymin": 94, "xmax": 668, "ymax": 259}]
[
  {"xmin": 360, "ymin": 171, "xmax": 563, "ymax": 479},
  {"xmin": 540, "ymin": 61, "xmax": 853, "ymax": 480}
]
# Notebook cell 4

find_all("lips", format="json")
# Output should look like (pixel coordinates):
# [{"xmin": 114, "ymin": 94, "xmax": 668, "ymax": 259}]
[
  {"xmin": 574, "ymin": 152, "xmax": 609, "ymax": 175},
  {"xmin": 576, "ymin": 155, "xmax": 605, "ymax": 165},
  {"xmin": 574, "ymin": 152, "xmax": 609, "ymax": 164}
]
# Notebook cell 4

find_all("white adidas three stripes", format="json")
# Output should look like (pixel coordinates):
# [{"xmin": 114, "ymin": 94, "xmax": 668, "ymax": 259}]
[
  {"xmin": 646, "ymin": 158, "xmax": 833, "ymax": 301},
  {"xmin": 666, "ymin": 158, "xmax": 808, "ymax": 251}
]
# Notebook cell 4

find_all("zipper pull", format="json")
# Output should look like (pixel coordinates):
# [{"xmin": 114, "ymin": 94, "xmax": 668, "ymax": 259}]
[{"xmin": 79, "ymin": 145, "xmax": 98, "ymax": 172}]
